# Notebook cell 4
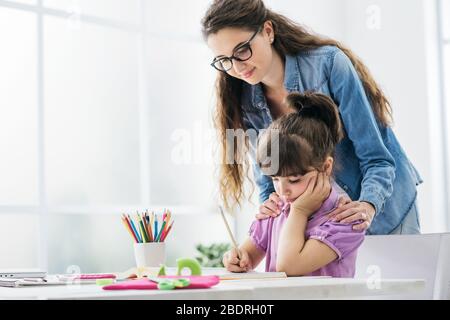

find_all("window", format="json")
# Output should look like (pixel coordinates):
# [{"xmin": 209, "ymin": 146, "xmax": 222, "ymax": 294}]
[{"xmin": 0, "ymin": 0, "xmax": 226, "ymax": 273}]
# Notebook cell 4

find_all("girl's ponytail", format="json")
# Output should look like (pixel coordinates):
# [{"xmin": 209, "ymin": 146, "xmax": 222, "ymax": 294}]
[{"xmin": 285, "ymin": 92, "xmax": 343, "ymax": 145}]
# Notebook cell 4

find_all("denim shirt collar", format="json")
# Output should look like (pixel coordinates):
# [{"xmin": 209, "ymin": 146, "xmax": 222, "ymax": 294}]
[
  {"xmin": 283, "ymin": 54, "xmax": 301, "ymax": 92},
  {"xmin": 251, "ymin": 54, "xmax": 300, "ymax": 109}
]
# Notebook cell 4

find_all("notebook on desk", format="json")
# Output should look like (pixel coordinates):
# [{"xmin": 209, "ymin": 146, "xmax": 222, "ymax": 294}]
[
  {"xmin": 116, "ymin": 267, "xmax": 287, "ymax": 281},
  {"xmin": 201, "ymin": 268, "xmax": 287, "ymax": 280},
  {"xmin": 218, "ymin": 271, "xmax": 287, "ymax": 280},
  {"xmin": 201, "ymin": 268, "xmax": 332, "ymax": 280},
  {"xmin": 210, "ymin": 271, "xmax": 330, "ymax": 280}
]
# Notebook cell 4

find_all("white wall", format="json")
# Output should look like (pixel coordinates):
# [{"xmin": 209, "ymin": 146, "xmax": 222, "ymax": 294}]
[
  {"xmin": 343, "ymin": 0, "xmax": 446, "ymax": 233},
  {"xmin": 264, "ymin": 0, "xmax": 346, "ymax": 41}
]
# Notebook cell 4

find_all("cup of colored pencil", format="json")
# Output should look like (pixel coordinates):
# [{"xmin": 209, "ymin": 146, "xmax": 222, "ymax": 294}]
[
  {"xmin": 121, "ymin": 209, "xmax": 174, "ymax": 244},
  {"xmin": 121, "ymin": 209, "xmax": 174, "ymax": 268}
]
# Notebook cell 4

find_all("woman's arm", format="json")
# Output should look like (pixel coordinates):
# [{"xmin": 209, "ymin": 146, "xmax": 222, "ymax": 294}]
[{"xmin": 329, "ymin": 49, "xmax": 396, "ymax": 217}]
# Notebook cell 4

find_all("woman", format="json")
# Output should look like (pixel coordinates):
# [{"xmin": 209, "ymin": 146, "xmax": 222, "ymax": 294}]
[{"xmin": 201, "ymin": 0, "xmax": 422, "ymax": 234}]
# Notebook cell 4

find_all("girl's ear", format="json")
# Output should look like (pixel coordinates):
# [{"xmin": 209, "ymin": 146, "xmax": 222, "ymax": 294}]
[{"xmin": 323, "ymin": 157, "xmax": 334, "ymax": 176}]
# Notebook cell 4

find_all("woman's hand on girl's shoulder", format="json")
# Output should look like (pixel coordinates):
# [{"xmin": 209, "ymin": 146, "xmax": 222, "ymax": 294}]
[
  {"xmin": 255, "ymin": 192, "xmax": 282, "ymax": 220},
  {"xmin": 327, "ymin": 199, "xmax": 376, "ymax": 231}
]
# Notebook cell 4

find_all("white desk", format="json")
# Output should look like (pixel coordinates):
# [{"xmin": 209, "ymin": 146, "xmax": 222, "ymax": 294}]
[{"xmin": 0, "ymin": 277, "xmax": 425, "ymax": 300}]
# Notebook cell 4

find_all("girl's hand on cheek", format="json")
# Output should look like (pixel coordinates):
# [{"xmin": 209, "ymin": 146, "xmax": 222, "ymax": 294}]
[{"xmin": 290, "ymin": 172, "xmax": 331, "ymax": 218}]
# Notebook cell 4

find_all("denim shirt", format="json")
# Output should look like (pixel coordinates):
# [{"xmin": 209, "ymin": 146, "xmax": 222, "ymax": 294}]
[{"xmin": 241, "ymin": 45, "xmax": 423, "ymax": 235}]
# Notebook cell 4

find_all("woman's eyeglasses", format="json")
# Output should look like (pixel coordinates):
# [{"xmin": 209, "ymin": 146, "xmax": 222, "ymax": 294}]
[{"xmin": 210, "ymin": 28, "xmax": 261, "ymax": 72}]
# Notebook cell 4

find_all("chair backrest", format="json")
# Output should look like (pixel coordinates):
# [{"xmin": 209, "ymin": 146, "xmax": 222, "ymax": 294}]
[
  {"xmin": 433, "ymin": 233, "xmax": 450, "ymax": 299},
  {"xmin": 355, "ymin": 233, "xmax": 450, "ymax": 299}
]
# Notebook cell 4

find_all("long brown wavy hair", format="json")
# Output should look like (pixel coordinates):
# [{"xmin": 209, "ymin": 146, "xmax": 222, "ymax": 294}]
[{"xmin": 201, "ymin": 0, "xmax": 392, "ymax": 210}]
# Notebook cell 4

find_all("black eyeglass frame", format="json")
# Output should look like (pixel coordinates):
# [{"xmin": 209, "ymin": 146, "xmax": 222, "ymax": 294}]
[{"xmin": 210, "ymin": 27, "xmax": 262, "ymax": 72}]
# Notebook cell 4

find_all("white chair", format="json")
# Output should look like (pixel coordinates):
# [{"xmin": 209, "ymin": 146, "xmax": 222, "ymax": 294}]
[{"xmin": 355, "ymin": 233, "xmax": 450, "ymax": 299}]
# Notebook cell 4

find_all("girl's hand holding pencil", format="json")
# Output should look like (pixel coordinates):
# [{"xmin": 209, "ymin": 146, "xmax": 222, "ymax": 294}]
[
  {"xmin": 223, "ymin": 247, "xmax": 251, "ymax": 273},
  {"xmin": 121, "ymin": 209, "xmax": 174, "ymax": 243}
]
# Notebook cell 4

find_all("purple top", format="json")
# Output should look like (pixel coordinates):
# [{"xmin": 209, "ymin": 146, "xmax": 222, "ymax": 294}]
[{"xmin": 249, "ymin": 183, "xmax": 365, "ymax": 277}]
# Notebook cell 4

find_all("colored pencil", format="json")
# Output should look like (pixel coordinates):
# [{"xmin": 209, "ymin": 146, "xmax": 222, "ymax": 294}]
[
  {"xmin": 141, "ymin": 212, "xmax": 147, "ymax": 231},
  {"xmin": 138, "ymin": 212, "xmax": 150, "ymax": 242},
  {"xmin": 150, "ymin": 212, "xmax": 155, "ymax": 232},
  {"xmin": 144, "ymin": 211, "xmax": 154, "ymax": 242},
  {"xmin": 161, "ymin": 221, "xmax": 174, "ymax": 242},
  {"xmin": 154, "ymin": 215, "xmax": 158, "ymax": 241},
  {"xmin": 163, "ymin": 211, "xmax": 170, "ymax": 234},
  {"xmin": 156, "ymin": 220, "xmax": 167, "ymax": 242},
  {"xmin": 122, "ymin": 215, "xmax": 134, "ymax": 238},
  {"xmin": 139, "ymin": 219, "xmax": 148, "ymax": 243},
  {"xmin": 125, "ymin": 214, "xmax": 140, "ymax": 243},
  {"xmin": 128, "ymin": 214, "xmax": 142, "ymax": 243},
  {"xmin": 121, "ymin": 216, "xmax": 138, "ymax": 243}
]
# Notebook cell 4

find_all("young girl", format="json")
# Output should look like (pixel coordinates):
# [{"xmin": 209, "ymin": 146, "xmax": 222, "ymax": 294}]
[{"xmin": 223, "ymin": 92, "xmax": 365, "ymax": 277}]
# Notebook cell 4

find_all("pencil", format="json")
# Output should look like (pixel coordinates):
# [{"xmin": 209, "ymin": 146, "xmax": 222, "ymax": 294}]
[
  {"xmin": 154, "ymin": 215, "xmax": 158, "ymax": 241},
  {"xmin": 161, "ymin": 221, "xmax": 174, "ymax": 242},
  {"xmin": 144, "ymin": 210, "xmax": 149, "ymax": 224},
  {"xmin": 128, "ymin": 214, "xmax": 142, "ymax": 243},
  {"xmin": 144, "ymin": 211, "xmax": 154, "ymax": 242},
  {"xmin": 156, "ymin": 220, "xmax": 167, "ymax": 242},
  {"xmin": 139, "ymin": 219, "xmax": 148, "ymax": 243},
  {"xmin": 138, "ymin": 212, "xmax": 150, "ymax": 242},
  {"xmin": 163, "ymin": 212, "xmax": 170, "ymax": 234},
  {"xmin": 150, "ymin": 211, "xmax": 155, "ymax": 231},
  {"xmin": 121, "ymin": 216, "xmax": 138, "ymax": 243},
  {"xmin": 122, "ymin": 214, "xmax": 138, "ymax": 242},
  {"xmin": 219, "ymin": 206, "xmax": 242, "ymax": 259},
  {"xmin": 141, "ymin": 212, "xmax": 147, "ymax": 233}
]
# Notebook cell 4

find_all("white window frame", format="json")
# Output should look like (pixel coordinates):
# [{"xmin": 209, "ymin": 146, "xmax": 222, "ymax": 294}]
[
  {"xmin": 0, "ymin": 0, "xmax": 211, "ymax": 271},
  {"xmin": 437, "ymin": 0, "xmax": 450, "ymax": 231}
]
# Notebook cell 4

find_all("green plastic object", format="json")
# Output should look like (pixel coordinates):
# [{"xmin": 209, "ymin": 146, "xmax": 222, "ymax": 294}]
[
  {"xmin": 157, "ymin": 280, "xmax": 175, "ymax": 290},
  {"xmin": 173, "ymin": 278, "xmax": 190, "ymax": 288},
  {"xmin": 158, "ymin": 264, "xmax": 167, "ymax": 276},
  {"xmin": 148, "ymin": 277, "xmax": 190, "ymax": 290},
  {"xmin": 176, "ymin": 257, "xmax": 202, "ymax": 276},
  {"xmin": 96, "ymin": 278, "xmax": 115, "ymax": 286}
]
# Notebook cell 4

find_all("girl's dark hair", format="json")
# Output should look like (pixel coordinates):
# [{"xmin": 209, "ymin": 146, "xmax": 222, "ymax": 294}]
[
  {"xmin": 202, "ymin": 0, "xmax": 391, "ymax": 209},
  {"xmin": 257, "ymin": 92, "xmax": 343, "ymax": 177}
]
